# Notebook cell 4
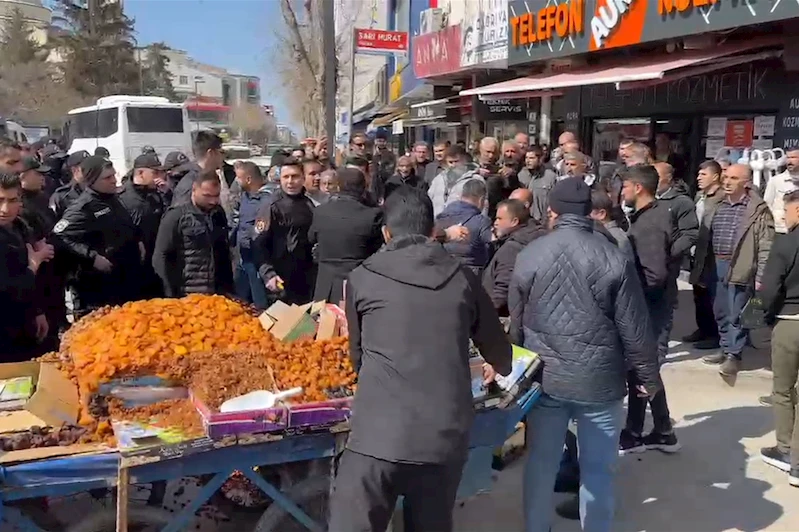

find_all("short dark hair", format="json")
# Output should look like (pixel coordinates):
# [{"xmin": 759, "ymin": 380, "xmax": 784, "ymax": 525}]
[
  {"xmin": 337, "ymin": 167, "xmax": 366, "ymax": 196},
  {"xmin": 350, "ymin": 133, "xmax": 367, "ymax": 145},
  {"xmin": 302, "ymin": 157, "xmax": 322, "ymax": 169},
  {"xmin": 526, "ymin": 145, "xmax": 544, "ymax": 158},
  {"xmin": 192, "ymin": 130, "xmax": 222, "ymax": 158},
  {"xmin": 591, "ymin": 190, "xmax": 612, "ymax": 213},
  {"xmin": 461, "ymin": 178, "xmax": 486, "ymax": 201},
  {"xmin": 383, "ymin": 186, "xmax": 434, "ymax": 238},
  {"xmin": 292, "ymin": 145, "xmax": 306, "ymax": 153},
  {"xmin": 497, "ymin": 199, "xmax": 530, "ymax": 223},
  {"xmin": 445, "ymin": 145, "xmax": 466, "ymax": 159},
  {"xmin": 271, "ymin": 152, "xmax": 288, "ymax": 168},
  {"xmin": 193, "ymin": 169, "xmax": 220, "ymax": 186},
  {"xmin": 784, "ymin": 189, "xmax": 799, "ymax": 205},
  {"xmin": 434, "ymin": 140, "xmax": 451, "ymax": 149},
  {"xmin": 281, "ymin": 156, "xmax": 303, "ymax": 174},
  {"xmin": 0, "ymin": 137, "xmax": 21, "ymax": 157},
  {"xmin": 345, "ymin": 155, "xmax": 369, "ymax": 169},
  {"xmin": 0, "ymin": 172, "xmax": 21, "ymax": 191},
  {"xmin": 699, "ymin": 160, "xmax": 722, "ymax": 176},
  {"xmin": 238, "ymin": 161, "xmax": 262, "ymax": 180},
  {"xmin": 621, "ymin": 164, "xmax": 659, "ymax": 195}
]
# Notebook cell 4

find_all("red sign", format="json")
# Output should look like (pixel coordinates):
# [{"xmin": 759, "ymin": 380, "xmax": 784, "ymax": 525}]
[
  {"xmin": 413, "ymin": 25, "xmax": 462, "ymax": 79},
  {"xmin": 355, "ymin": 29, "xmax": 409, "ymax": 54},
  {"xmin": 725, "ymin": 120, "xmax": 754, "ymax": 148}
]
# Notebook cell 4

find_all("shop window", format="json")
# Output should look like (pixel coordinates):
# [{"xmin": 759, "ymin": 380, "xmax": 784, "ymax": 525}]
[
  {"xmin": 591, "ymin": 118, "xmax": 650, "ymax": 163},
  {"xmin": 179, "ymin": 75, "xmax": 189, "ymax": 86}
]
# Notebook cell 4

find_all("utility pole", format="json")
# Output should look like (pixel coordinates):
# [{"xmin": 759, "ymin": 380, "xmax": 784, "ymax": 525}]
[{"xmin": 322, "ymin": 0, "xmax": 336, "ymax": 149}]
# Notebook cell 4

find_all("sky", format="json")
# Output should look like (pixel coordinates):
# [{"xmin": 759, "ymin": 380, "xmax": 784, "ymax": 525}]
[{"xmin": 123, "ymin": 0, "xmax": 299, "ymax": 132}]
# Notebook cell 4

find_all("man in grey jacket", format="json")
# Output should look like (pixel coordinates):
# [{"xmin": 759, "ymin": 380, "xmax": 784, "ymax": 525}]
[
  {"xmin": 518, "ymin": 146, "xmax": 557, "ymax": 223},
  {"xmin": 509, "ymin": 177, "xmax": 658, "ymax": 532},
  {"xmin": 428, "ymin": 145, "xmax": 481, "ymax": 216}
]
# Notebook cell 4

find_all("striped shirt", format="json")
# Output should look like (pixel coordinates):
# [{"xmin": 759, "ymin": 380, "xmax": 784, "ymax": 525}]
[{"xmin": 712, "ymin": 194, "xmax": 749, "ymax": 257}]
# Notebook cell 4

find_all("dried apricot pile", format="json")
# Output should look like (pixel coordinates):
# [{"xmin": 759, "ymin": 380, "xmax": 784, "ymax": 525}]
[{"xmin": 269, "ymin": 336, "xmax": 356, "ymax": 403}]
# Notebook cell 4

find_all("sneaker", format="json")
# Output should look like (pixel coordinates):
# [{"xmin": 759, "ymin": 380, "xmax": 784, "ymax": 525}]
[
  {"xmin": 791, "ymin": 468, "xmax": 799, "ymax": 487},
  {"xmin": 702, "ymin": 352, "xmax": 725, "ymax": 365},
  {"xmin": 643, "ymin": 431, "xmax": 682, "ymax": 453},
  {"xmin": 682, "ymin": 329, "xmax": 706, "ymax": 343},
  {"xmin": 619, "ymin": 429, "xmax": 646, "ymax": 456},
  {"xmin": 719, "ymin": 355, "xmax": 742, "ymax": 376},
  {"xmin": 761, "ymin": 446, "xmax": 791, "ymax": 472},
  {"xmin": 694, "ymin": 337, "xmax": 721, "ymax": 350},
  {"xmin": 555, "ymin": 495, "xmax": 580, "ymax": 520},
  {"xmin": 759, "ymin": 395, "xmax": 773, "ymax": 407}
]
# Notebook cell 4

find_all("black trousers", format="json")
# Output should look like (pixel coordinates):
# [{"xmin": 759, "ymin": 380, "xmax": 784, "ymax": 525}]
[
  {"xmin": 328, "ymin": 449, "xmax": 465, "ymax": 532},
  {"xmin": 693, "ymin": 284, "xmax": 719, "ymax": 338}
]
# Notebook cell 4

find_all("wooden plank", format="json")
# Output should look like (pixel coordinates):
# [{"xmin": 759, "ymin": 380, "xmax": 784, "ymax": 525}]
[{"xmin": 116, "ymin": 465, "xmax": 129, "ymax": 532}]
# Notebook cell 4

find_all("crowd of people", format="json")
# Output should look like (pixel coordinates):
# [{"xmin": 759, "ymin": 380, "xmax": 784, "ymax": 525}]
[{"xmin": 2, "ymin": 124, "xmax": 799, "ymax": 532}]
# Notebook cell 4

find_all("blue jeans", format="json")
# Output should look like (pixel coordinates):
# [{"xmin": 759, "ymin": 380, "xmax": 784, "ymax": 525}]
[
  {"xmin": 709, "ymin": 258, "xmax": 751, "ymax": 358},
  {"xmin": 524, "ymin": 394, "xmax": 624, "ymax": 532},
  {"xmin": 234, "ymin": 260, "xmax": 269, "ymax": 310}
]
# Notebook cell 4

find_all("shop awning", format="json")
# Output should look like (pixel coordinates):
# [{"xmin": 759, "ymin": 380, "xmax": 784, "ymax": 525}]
[
  {"xmin": 369, "ymin": 110, "xmax": 408, "ymax": 129},
  {"xmin": 460, "ymin": 37, "xmax": 782, "ymax": 98}
]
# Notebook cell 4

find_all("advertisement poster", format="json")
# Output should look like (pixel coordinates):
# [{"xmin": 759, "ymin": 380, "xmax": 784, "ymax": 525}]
[
  {"xmin": 461, "ymin": 0, "xmax": 508, "ymax": 68},
  {"xmin": 753, "ymin": 115, "xmax": 776, "ymax": 137},
  {"xmin": 707, "ymin": 117, "xmax": 727, "ymax": 138},
  {"xmin": 725, "ymin": 120, "xmax": 755, "ymax": 148}
]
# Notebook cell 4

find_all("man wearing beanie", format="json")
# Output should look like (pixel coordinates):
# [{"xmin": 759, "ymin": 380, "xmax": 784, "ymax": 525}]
[
  {"xmin": 509, "ymin": 177, "xmax": 658, "ymax": 532},
  {"xmin": 52, "ymin": 156, "xmax": 145, "ymax": 318}
]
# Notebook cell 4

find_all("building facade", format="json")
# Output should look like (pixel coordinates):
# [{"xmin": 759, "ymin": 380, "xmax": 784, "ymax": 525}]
[{"xmin": 0, "ymin": 0, "xmax": 51, "ymax": 45}]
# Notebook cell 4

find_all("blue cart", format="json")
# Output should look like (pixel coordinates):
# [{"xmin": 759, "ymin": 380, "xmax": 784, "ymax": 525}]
[{"xmin": 0, "ymin": 385, "xmax": 540, "ymax": 531}]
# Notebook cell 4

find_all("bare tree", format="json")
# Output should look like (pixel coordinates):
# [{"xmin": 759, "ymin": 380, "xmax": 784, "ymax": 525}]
[
  {"xmin": 0, "ymin": 62, "xmax": 86, "ymax": 126},
  {"xmin": 230, "ymin": 103, "xmax": 277, "ymax": 144}
]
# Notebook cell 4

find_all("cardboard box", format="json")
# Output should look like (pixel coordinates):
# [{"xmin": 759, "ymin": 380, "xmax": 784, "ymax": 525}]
[
  {"xmin": 0, "ymin": 362, "xmax": 79, "ymax": 434},
  {"xmin": 315, "ymin": 307, "xmax": 339, "ymax": 340},
  {"xmin": 263, "ymin": 302, "xmax": 317, "ymax": 342}
]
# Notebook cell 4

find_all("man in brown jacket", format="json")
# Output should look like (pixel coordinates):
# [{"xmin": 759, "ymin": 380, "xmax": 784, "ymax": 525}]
[{"xmin": 690, "ymin": 164, "xmax": 774, "ymax": 376}]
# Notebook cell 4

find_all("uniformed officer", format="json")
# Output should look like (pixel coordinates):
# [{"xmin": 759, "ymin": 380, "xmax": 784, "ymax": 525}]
[
  {"xmin": 51, "ymin": 156, "xmax": 145, "ymax": 318},
  {"xmin": 252, "ymin": 157, "xmax": 316, "ymax": 305},
  {"xmin": 49, "ymin": 150, "xmax": 90, "ymax": 219},
  {"xmin": 118, "ymin": 153, "xmax": 168, "ymax": 298}
]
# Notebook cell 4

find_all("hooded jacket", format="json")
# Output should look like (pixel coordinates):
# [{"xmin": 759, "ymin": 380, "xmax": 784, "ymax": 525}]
[
  {"xmin": 482, "ymin": 220, "xmax": 547, "ymax": 316},
  {"xmin": 435, "ymin": 200, "xmax": 493, "ymax": 274},
  {"xmin": 509, "ymin": 214, "xmax": 659, "ymax": 403},
  {"xmin": 656, "ymin": 180, "xmax": 699, "ymax": 261},
  {"xmin": 345, "ymin": 235, "xmax": 512, "ymax": 464},
  {"xmin": 427, "ymin": 163, "xmax": 482, "ymax": 216}
]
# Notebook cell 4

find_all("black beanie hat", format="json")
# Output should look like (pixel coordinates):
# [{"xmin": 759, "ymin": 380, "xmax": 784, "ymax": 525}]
[
  {"xmin": 549, "ymin": 177, "xmax": 592, "ymax": 216},
  {"xmin": 81, "ymin": 155, "xmax": 113, "ymax": 186}
]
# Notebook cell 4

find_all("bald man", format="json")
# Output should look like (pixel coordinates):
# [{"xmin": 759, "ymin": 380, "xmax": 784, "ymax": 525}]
[
  {"xmin": 514, "ymin": 132, "xmax": 530, "ymax": 160},
  {"xmin": 764, "ymin": 148, "xmax": 799, "ymax": 235},
  {"xmin": 509, "ymin": 187, "xmax": 533, "ymax": 213},
  {"xmin": 653, "ymin": 161, "xmax": 698, "ymax": 290},
  {"xmin": 692, "ymin": 163, "xmax": 774, "ymax": 377}
]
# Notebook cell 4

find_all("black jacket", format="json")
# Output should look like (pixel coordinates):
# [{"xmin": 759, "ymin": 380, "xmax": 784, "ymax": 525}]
[
  {"xmin": 253, "ymin": 190, "xmax": 316, "ymax": 304},
  {"xmin": 383, "ymin": 172, "xmax": 427, "ymax": 200},
  {"xmin": 483, "ymin": 220, "xmax": 547, "ymax": 316},
  {"xmin": 49, "ymin": 181, "xmax": 84, "ymax": 219},
  {"xmin": 657, "ymin": 181, "xmax": 699, "ymax": 262},
  {"xmin": 152, "ymin": 202, "xmax": 233, "ymax": 297},
  {"xmin": 118, "ymin": 181, "xmax": 167, "ymax": 297},
  {"xmin": 761, "ymin": 224, "xmax": 799, "ymax": 321},
  {"xmin": 372, "ymin": 149, "xmax": 397, "ymax": 185},
  {"xmin": 345, "ymin": 235, "xmax": 512, "ymax": 464},
  {"xmin": 0, "ymin": 219, "xmax": 41, "ymax": 360},
  {"xmin": 436, "ymin": 200, "xmax": 494, "ymax": 274},
  {"xmin": 309, "ymin": 194, "xmax": 383, "ymax": 304},
  {"xmin": 508, "ymin": 214, "xmax": 658, "ymax": 403},
  {"xmin": 22, "ymin": 189, "xmax": 56, "ymax": 241},
  {"xmin": 51, "ymin": 188, "xmax": 143, "ymax": 313},
  {"xmin": 627, "ymin": 201, "xmax": 674, "ymax": 303},
  {"xmin": 170, "ymin": 162, "xmax": 202, "ymax": 206}
]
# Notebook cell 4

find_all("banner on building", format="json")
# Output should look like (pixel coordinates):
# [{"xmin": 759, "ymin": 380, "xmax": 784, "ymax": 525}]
[
  {"xmin": 461, "ymin": 0, "xmax": 508, "ymax": 68},
  {"xmin": 356, "ymin": 28, "xmax": 409, "ymax": 55},
  {"xmin": 413, "ymin": 24, "xmax": 462, "ymax": 79}
]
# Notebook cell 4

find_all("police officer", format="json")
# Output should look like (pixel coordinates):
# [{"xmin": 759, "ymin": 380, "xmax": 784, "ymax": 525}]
[
  {"xmin": 118, "ymin": 153, "xmax": 168, "ymax": 298},
  {"xmin": 49, "ymin": 150, "xmax": 90, "ymax": 219},
  {"xmin": 51, "ymin": 156, "xmax": 145, "ymax": 318}
]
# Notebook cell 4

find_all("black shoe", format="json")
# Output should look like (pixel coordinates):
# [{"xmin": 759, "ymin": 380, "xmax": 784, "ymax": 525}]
[
  {"xmin": 555, "ymin": 495, "xmax": 580, "ymax": 520},
  {"xmin": 682, "ymin": 329, "xmax": 706, "ymax": 343},
  {"xmin": 759, "ymin": 395, "xmax": 773, "ymax": 407},
  {"xmin": 642, "ymin": 431, "xmax": 681, "ymax": 453},
  {"xmin": 619, "ymin": 429, "xmax": 646, "ymax": 456},
  {"xmin": 702, "ymin": 352, "xmax": 725, "ymax": 365},
  {"xmin": 694, "ymin": 337, "xmax": 721, "ymax": 350},
  {"xmin": 791, "ymin": 468, "xmax": 799, "ymax": 487},
  {"xmin": 719, "ymin": 355, "xmax": 741, "ymax": 377},
  {"xmin": 761, "ymin": 446, "xmax": 791, "ymax": 472},
  {"xmin": 554, "ymin": 473, "xmax": 580, "ymax": 494}
]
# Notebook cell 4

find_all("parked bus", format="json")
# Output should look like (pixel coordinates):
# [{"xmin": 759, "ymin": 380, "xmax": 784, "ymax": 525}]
[{"xmin": 65, "ymin": 96, "xmax": 192, "ymax": 177}]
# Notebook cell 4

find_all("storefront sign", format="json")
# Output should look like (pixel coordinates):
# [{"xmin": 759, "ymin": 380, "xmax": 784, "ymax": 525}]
[
  {"xmin": 389, "ymin": 71, "xmax": 403, "ymax": 102},
  {"xmin": 475, "ymin": 98, "xmax": 528, "ymax": 121},
  {"xmin": 724, "ymin": 120, "xmax": 754, "ymax": 148},
  {"xmin": 356, "ymin": 29, "xmax": 409, "ymax": 55},
  {"xmin": 413, "ymin": 25, "xmax": 462, "ymax": 78},
  {"xmin": 461, "ymin": 0, "xmax": 509, "ymax": 68},
  {"xmin": 507, "ymin": 0, "xmax": 799, "ymax": 66},
  {"xmin": 410, "ymin": 102, "xmax": 446, "ymax": 120},
  {"xmin": 772, "ymin": 72, "xmax": 799, "ymax": 150}
]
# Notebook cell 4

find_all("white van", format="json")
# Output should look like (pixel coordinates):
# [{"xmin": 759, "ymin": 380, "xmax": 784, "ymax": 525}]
[
  {"xmin": 0, "ymin": 119, "xmax": 29, "ymax": 144},
  {"xmin": 65, "ymin": 95, "xmax": 192, "ymax": 177}
]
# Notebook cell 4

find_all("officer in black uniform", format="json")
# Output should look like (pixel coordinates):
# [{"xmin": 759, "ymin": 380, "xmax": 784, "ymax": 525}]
[
  {"xmin": 51, "ymin": 156, "xmax": 144, "ymax": 318},
  {"xmin": 19, "ymin": 157, "xmax": 55, "ymax": 238},
  {"xmin": 118, "ymin": 153, "xmax": 168, "ymax": 298},
  {"xmin": 49, "ymin": 150, "xmax": 90, "ymax": 219}
]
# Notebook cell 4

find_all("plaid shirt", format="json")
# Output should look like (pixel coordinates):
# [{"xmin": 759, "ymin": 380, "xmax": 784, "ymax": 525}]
[{"xmin": 711, "ymin": 194, "xmax": 749, "ymax": 257}]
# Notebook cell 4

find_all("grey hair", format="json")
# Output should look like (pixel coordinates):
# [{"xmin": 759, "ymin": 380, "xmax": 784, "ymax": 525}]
[{"xmin": 563, "ymin": 151, "xmax": 586, "ymax": 164}]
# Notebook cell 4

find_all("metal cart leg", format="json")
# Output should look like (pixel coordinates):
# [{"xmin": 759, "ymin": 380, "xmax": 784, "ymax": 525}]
[{"xmin": 116, "ymin": 465, "xmax": 129, "ymax": 532}]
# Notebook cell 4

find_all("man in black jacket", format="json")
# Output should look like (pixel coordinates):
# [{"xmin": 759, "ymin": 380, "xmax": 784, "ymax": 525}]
[
  {"xmin": 52, "ymin": 157, "xmax": 144, "ymax": 318},
  {"xmin": 620, "ymin": 164, "xmax": 683, "ymax": 455},
  {"xmin": 0, "ymin": 173, "xmax": 53, "ymax": 361},
  {"xmin": 309, "ymin": 168, "xmax": 383, "ymax": 304},
  {"xmin": 49, "ymin": 150, "xmax": 89, "ymax": 219},
  {"xmin": 171, "ymin": 130, "xmax": 224, "ymax": 206},
  {"xmin": 253, "ymin": 157, "xmax": 316, "ymax": 304},
  {"xmin": 118, "ymin": 153, "xmax": 168, "ymax": 298},
  {"xmin": 509, "ymin": 177, "xmax": 657, "ymax": 531},
  {"xmin": 424, "ymin": 140, "xmax": 449, "ymax": 185},
  {"xmin": 483, "ymin": 198, "xmax": 546, "ymax": 316},
  {"xmin": 152, "ymin": 170, "xmax": 233, "ymax": 297},
  {"xmin": 384, "ymin": 155, "xmax": 427, "ymax": 200},
  {"xmin": 654, "ymin": 162, "xmax": 699, "ymax": 266},
  {"xmin": 436, "ymin": 178, "xmax": 493, "ymax": 276},
  {"xmin": 329, "ymin": 186, "xmax": 511, "ymax": 532},
  {"xmin": 759, "ymin": 189, "xmax": 799, "ymax": 483}
]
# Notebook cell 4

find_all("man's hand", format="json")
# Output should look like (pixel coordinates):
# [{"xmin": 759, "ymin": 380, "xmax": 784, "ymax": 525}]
[
  {"xmin": 27, "ymin": 243, "xmax": 53, "ymax": 273},
  {"xmin": 139, "ymin": 242, "xmax": 146, "ymax": 263},
  {"xmin": 477, "ymin": 167, "xmax": 491, "ymax": 178},
  {"xmin": 33, "ymin": 239, "xmax": 55, "ymax": 262},
  {"xmin": 34, "ymin": 314, "xmax": 48, "ymax": 342},
  {"xmin": 445, "ymin": 224, "xmax": 469, "ymax": 242},
  {"xmin": 482, "ymin": 363, "xmax": 498, "ymax": 385},
  {"xmin": 636, "ymin": 385, "xmax": 650, "ymax": 398},
  {"xmin": 266, "ymin": 275, "xmax": 284, "ymax": 292},
  {"xmin": 93, "ymin": 255, "xmax": 113, "ymax": 273}
]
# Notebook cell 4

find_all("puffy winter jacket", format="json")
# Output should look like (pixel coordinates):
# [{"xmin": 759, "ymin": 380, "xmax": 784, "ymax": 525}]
[
  {"xmin": 435, "ymin": 200, "xmax": 493, "ymax": 274},
  {"xmin": 508, "ymin": 214, "xmax": 659, "ymax": 403},
  {"xmin": 427, "ymin": 163, "xmax": 482, "ymax": 216}
]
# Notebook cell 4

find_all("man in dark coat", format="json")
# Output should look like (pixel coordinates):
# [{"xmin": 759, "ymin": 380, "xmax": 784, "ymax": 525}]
[
  {"xmin": 0, "ymin": 173, "xmax": 53, "ymax": 361},
  {"xmin": 424, "ymin": 140, "xmax": 449, "ymax": 185},
  {"xmin": 372, "ymin": 129, "xmax": 396, "ymax": 186},
  {"xmin": 509, "ymin": 177, "xmax": 658, "ymax": 531},
  {"xmin": 309, "ymin": 167, "xmax": 383, "ymax": 304},
  {"xmin": 49, "ymin": 150, "xmax": 89, "ymax": 219},
  {"xmin": 483, "ymin": 198, "xmax": 546, "ymax": 316},
  {"xmin": 152, "ymin": 170, "xmax": 233, "ymax": 297},
  {"xmin": 171, "ymin": 130, "xmax": 224, "ymax": 206},
  {"xmin": 51, "ymin": 157, "xmax": 144, "ymax": 318},
  {"xmin": 384, "ymin": 155, "xmax": 427, "ymax": 200},
  {"xmin": 253, "ymin": 157, "xmax": 316, "ymax": 305},
  {"xmin": 233, "ymin": 162, "xmax": 273, "ymax": 309},
  {"xmin": 435, "ymin": 178, "xmax": 493, "ymax": 276},
  {"xmin": 118, "ymin": 153, "xmax": 168, "ymax": 298},
  {"xmin": 654, "ymin": 162, "xmax": 699, "ymax": 267},
  {"xmin": 329, "ymin": 186, "xmax": 511, "ymax": 532}
]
